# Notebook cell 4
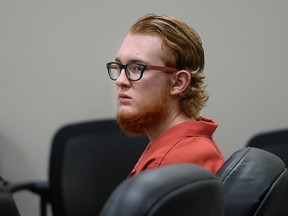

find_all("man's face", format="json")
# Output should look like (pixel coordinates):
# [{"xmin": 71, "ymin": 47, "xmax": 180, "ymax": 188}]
[{"xmin": 115, "ymin": 34, "xmax": 172, "ymax": 136}]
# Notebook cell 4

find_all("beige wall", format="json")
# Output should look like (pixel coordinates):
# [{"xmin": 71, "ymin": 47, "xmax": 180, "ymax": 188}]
[{"xmin": 1, "ymin": 1, "xmax": 288, "ymax": 215}]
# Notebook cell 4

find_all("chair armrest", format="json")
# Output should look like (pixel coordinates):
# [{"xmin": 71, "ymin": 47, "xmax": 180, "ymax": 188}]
[
  {"xmin": 10, "ymin": 181, "xmax": 50, "ymax": 197},
  {"xmin": 9, "ymin": 181, "xmax": 51, "ymax": 216}
]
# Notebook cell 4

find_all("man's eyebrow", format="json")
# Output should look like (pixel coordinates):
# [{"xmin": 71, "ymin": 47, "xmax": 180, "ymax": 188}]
[{"xmin": 114, "ymin": 58, "xmax": 146, "ymax": 64}]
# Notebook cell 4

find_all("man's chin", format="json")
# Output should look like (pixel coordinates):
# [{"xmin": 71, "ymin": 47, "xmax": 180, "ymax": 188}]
[
  {"xmin": 116, "ymin": 111, "xmax": 145, "ymax": 137},
  {"xmin": 117, "ymin": 105, "xmax": 136, "ymax": 114},
  {"xmin": 116, "ymin": 90, "xmax": 169, "ymax": 137}
]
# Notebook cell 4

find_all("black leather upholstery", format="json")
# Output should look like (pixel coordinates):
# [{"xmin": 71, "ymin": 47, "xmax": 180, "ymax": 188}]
[
  {"xmin": 217, "ymin": 147, "xmax": 288, "ymax": 216},
  {"xmin": 100, "ymin": 164, "xmax": 224, "ymax": 216},
  {"xmin": 247, "ymin": 129, "xmax": 288, "ymax": 216}
]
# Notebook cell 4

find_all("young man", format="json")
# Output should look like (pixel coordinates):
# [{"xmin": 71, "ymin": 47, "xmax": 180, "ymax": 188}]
[{"xmin": 106, "ymin": 14, "xmax": 224, "ymax": 177}]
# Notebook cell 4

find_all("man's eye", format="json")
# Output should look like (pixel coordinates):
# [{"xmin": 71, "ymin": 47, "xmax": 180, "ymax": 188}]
[
  {"xmin": 111, "ymin": 65, "xmax": 119, "ymax": 69},
  {"xmin": 129, "ymin": 64, "xmax": 141, "ymax": 72}
]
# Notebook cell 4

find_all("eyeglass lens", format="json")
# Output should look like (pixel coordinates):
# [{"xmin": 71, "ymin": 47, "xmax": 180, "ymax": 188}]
[{"xmin": 107, "ymin": 62, "xmax": 143, "ymax": 81}]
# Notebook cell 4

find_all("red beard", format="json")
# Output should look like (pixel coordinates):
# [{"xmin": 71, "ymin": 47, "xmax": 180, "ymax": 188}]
[{"xmin": 116, "ymin": 91, "xmax": 169, "ymax": 137}]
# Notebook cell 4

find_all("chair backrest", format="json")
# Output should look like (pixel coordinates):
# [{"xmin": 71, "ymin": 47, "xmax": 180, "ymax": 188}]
[
  {"xmin": 246, "ymin": 129, "xmax": 288, "ymax": 216},
  {"xmin": 0, "ymin": 176, "xmax": 20, "ymax": 216},
  {"xmin": 49, "ymin": 119, "xmax": 148, "ymax": 216},
  {"xmin": 247, "ymin": 129, "xmax": 288, "ymax": 166},
  {"xmin": 217, "ymin": 147, "xmax": 288, "ymax": 216},
  {"xmin": 100, "ymin": 164, "xmax": 224, "ymax": 216}
]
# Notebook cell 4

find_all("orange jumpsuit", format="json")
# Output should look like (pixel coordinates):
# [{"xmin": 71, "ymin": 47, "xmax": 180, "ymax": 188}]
[{"xmin": 129, "ymin": 117, "xmax": 224, "ymax": 177}]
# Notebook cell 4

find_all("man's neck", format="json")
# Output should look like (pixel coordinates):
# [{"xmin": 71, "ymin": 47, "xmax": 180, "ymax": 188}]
[{"xmin": 145, "ymin": 111, "xmax": 195, "ymax": 142}]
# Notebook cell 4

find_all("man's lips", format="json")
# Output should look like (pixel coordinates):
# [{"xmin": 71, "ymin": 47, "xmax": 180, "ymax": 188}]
[{"xmin": 118, "ymin": 93, "xmax": 132, "ymax": 104}]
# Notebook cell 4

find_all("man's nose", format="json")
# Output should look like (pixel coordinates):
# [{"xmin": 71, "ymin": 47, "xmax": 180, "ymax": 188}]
[{"xmin": 116, "ymin": 69, "xmax": 131, "ymax": 86}]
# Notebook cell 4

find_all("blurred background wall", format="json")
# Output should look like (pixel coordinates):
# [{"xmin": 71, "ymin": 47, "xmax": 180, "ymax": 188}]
[{"xmin": 1, "ymin": 1, "xmax": 287, "ymax": 215}]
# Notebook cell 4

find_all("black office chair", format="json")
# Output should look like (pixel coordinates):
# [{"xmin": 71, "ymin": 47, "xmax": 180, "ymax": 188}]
[
  {"xmin": 246, "ymin": 129, "xmax": 288, "ymax": 216},
  {"xmin": 0, "ymin": 175, "xmax": 20, "ymax": 216},
  {"xmin": 10, "ymin": 119, "xmax": 148, "ymax": 216},
  {"xmin": 217, "ymin": 147, "xmax": 288, "ymax": 216},
  {"xmin": 100, "ymin": 164, "xmax": 224, "ymax": 216}
]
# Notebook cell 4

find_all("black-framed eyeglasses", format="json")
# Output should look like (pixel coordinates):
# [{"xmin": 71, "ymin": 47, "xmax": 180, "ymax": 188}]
[{"xmin": 106, "ymin": 62, "xmax": 179, "ymax": 81}]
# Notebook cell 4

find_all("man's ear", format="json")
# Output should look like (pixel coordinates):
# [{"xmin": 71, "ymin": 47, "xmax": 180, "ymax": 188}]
[{"xmin": 170, "ymin": 70, "xmax": 191, "ymax": 96}]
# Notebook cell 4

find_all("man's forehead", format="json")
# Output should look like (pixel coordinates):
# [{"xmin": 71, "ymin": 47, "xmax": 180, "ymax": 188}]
[{"xmin": 116, "ymin": 34, "xmax": 165, "ymax": 64}]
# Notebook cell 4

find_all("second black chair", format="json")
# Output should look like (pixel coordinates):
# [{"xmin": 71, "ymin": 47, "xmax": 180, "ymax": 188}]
[
  {"xmin": 11, "ymin": 119, "xmax": 148, "ymax": 216},
  {"xmin": 217, "ymin": 147, "xmax": 288, "ymax": 216},
  {"xmin": 246, "ymin": 129, "xmax": 288, "ymax": 216}
]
